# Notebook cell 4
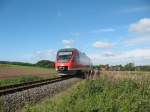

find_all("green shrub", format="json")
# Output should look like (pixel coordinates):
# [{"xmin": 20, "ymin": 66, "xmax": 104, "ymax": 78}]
[{"xmin": 35, "ymin": 60, "xmax": 55, "ymax": 68}]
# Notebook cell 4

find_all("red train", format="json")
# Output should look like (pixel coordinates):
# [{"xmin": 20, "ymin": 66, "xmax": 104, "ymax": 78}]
[{"xmin": 55, "ymin": 48, "xmax": 92, "ymax": 75}]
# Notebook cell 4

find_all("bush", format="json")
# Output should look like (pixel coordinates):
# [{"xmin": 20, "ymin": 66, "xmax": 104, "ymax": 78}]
[{"xmin": 35, "ymin": 60, "xmax": 55, "ymax": 68}]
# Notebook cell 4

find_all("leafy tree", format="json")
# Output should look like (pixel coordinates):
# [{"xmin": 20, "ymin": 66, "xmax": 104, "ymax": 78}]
[
  {"xmin": 124, "ymin": 63, "xmax": 135, "ymax": 71},
  {"xmin": 35, "ymin": 60, "xmax": 55, "ymax": 68}
]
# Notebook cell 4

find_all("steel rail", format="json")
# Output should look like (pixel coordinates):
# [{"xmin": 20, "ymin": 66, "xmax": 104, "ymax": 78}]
[{"xmin": 0, "ymin": 75, "xmax": 73, "ymax": 96}]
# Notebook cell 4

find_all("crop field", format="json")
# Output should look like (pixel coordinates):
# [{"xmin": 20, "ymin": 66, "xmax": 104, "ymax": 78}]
[
  {"xmin": 0, "ymin": 64, "xmax": 57, "ymax": 87},
  {"xmin": 0, "ymin": 64, "xmax": 56, "ymax": 79},
  {"xmin": 24, "ymin": 71, "xmax": 150, "ymax": 112}
]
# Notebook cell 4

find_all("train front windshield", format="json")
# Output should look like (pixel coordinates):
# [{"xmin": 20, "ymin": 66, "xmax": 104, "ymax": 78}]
[{"xmin": 57, "ymin": 51, "xmax": 72, "ymax": 61}]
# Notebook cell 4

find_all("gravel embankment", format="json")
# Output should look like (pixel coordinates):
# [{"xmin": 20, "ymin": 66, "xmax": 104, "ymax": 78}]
[{"xmin": 0, "ymin": 77, "xmax": 81, "ymax": 112}]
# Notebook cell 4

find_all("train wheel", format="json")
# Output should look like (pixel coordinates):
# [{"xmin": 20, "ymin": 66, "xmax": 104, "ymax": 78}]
[
  {"xmin": 84, "ymin": 71, "xmax": 90, "ymax": 79},
  {"xmin": 90, "ymin": 70, "xmax": 94, "ymax": 79}
]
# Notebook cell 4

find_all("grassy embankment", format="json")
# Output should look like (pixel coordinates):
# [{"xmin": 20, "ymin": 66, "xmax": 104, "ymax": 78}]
[
  {"xmin": 0, "ymin": 64, "xmax": 57, "ymax": 87},
  {"xmin": 24, "ymin": 71, "xmax": 150, "ymax": 112}
]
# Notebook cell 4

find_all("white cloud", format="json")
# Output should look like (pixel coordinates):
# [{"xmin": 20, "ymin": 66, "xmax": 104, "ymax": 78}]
[
  {"xmin": 122, "ymin": 6, "xmax": 150, "ymax": 13},
  {"xmin": 31, "ymin": 50, "xmax": 56, "ymax": 62},
  {"xmin": 92, "ymin": 28, "xmax": 115, "ymax": 33},
  {"xmin": 89, "ymin": 48, "xmax": 150, "ymax": 65},
  {"xmin": 7, "ymin": 49, "xmax": 57, "ymax": 64},
  {"xmin": 124, "ymin": 18, "xmax": 150, "ymax": 46},
  {"xmin": 125, "ymin": 36, "xmax": 150, "ymax": 46},
  {"xmin": 62, "ymin": 40, "xmax": 74, "ymax": 48},
  {"xmin": 93, "ymin": 41, "xmax": 113, "ymax": 49},
  {"xmin": 129, "ymin": 18, "xmax": 150, "ymax": 34},
  {"xmin": 102, "ymin": 52, "xmax": 116, "ymax": 57},
  {"xmin": 70, "ymin": 32, "xmax": 80, "ymax": 36}
]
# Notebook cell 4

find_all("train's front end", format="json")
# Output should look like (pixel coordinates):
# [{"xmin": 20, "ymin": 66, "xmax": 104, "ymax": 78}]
[{"xmin": 55, "ymin": 48, "xmax": 77, "ymax": 75}]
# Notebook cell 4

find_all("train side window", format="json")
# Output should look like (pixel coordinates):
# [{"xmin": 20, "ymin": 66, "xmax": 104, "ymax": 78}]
[{"xmin": 75, "ymin": 54, "xmax": 79, "ymax": 63}]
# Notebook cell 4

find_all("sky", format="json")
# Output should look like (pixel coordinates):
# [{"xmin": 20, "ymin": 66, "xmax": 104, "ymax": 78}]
[{"xmin": 0, "ymin": 0, "xmax": 150, "ymax": 65}]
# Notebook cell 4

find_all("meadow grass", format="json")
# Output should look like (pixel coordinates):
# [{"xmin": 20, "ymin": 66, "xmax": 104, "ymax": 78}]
[
  {"xmin": 0, "ymin": 76, "xmax": 45, "ymax": 87},
  {"xmin": 24, "ymin": 71, "xmax": 150, "ymax": 112}
]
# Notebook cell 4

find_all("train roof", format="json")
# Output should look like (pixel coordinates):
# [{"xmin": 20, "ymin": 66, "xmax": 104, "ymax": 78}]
[
  {"xmin": 58, "ymin": 48, "xmax": 88, "ymax": 56},
  {"xmin": 58, "ymin": 48, "xmax": 91, "ymax": 60},
  {"xmin": 58, "ymin": 48, "xmax": 78, "ymax": 52}
]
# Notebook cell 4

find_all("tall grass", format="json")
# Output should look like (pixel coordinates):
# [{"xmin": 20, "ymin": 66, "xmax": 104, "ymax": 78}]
[
  {"xmin": 99, "ymin": 71, "xmax": 150, "ymax": 84},
  {"xmin": 24, "ymin": 71, "xmax": 150, "ymax": 112}
]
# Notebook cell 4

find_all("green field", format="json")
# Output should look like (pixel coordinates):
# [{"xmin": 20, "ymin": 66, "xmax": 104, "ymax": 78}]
[
  {"xmin": 24, "ymin": 71, "xmax": 150, "ymax": 112},
  {"xmin": 0, "ymin": 64, "xmax": 57, "ymax": 87},
  {"xmin": 0, "ymin": 76, "xmax": 46, "ymax": 87},
  {"xmin": 0, "ymin": 64, "xmax": 56, "ymax": 73}
]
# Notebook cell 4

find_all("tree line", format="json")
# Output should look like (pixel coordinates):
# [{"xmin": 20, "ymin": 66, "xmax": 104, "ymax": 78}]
[
  {"xmin": 0, "ymin": 60, "xmax": 55, "ymax": 68},
  {"xmin": 93, "ymin": 63, "xmax": 150, "ymax": 71},
  {"xmin": 0, "ymin": 61, "xmax": 150, "ymax": 71}
]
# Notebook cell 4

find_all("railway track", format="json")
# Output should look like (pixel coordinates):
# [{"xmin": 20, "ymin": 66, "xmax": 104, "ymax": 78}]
[{"xmin": 0, "ymin": 75, "xmax": 73, "ymax": 96}]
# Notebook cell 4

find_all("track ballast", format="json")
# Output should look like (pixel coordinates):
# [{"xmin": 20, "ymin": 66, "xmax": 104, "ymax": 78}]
[{"xmin": 0, "ymin": 75, "xmax": 73, "ymax": 96}]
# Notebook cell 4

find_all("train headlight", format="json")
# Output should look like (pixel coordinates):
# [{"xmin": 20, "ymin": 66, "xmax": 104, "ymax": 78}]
[{"xmin": 61, "ymin": 64, "xmax": 64, "ymax": 66}]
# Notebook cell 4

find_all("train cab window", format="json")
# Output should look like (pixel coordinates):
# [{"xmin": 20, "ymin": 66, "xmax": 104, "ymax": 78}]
[{"xmin": 57, "ymin": 52, "xmax": 72, "ymax": 60}]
